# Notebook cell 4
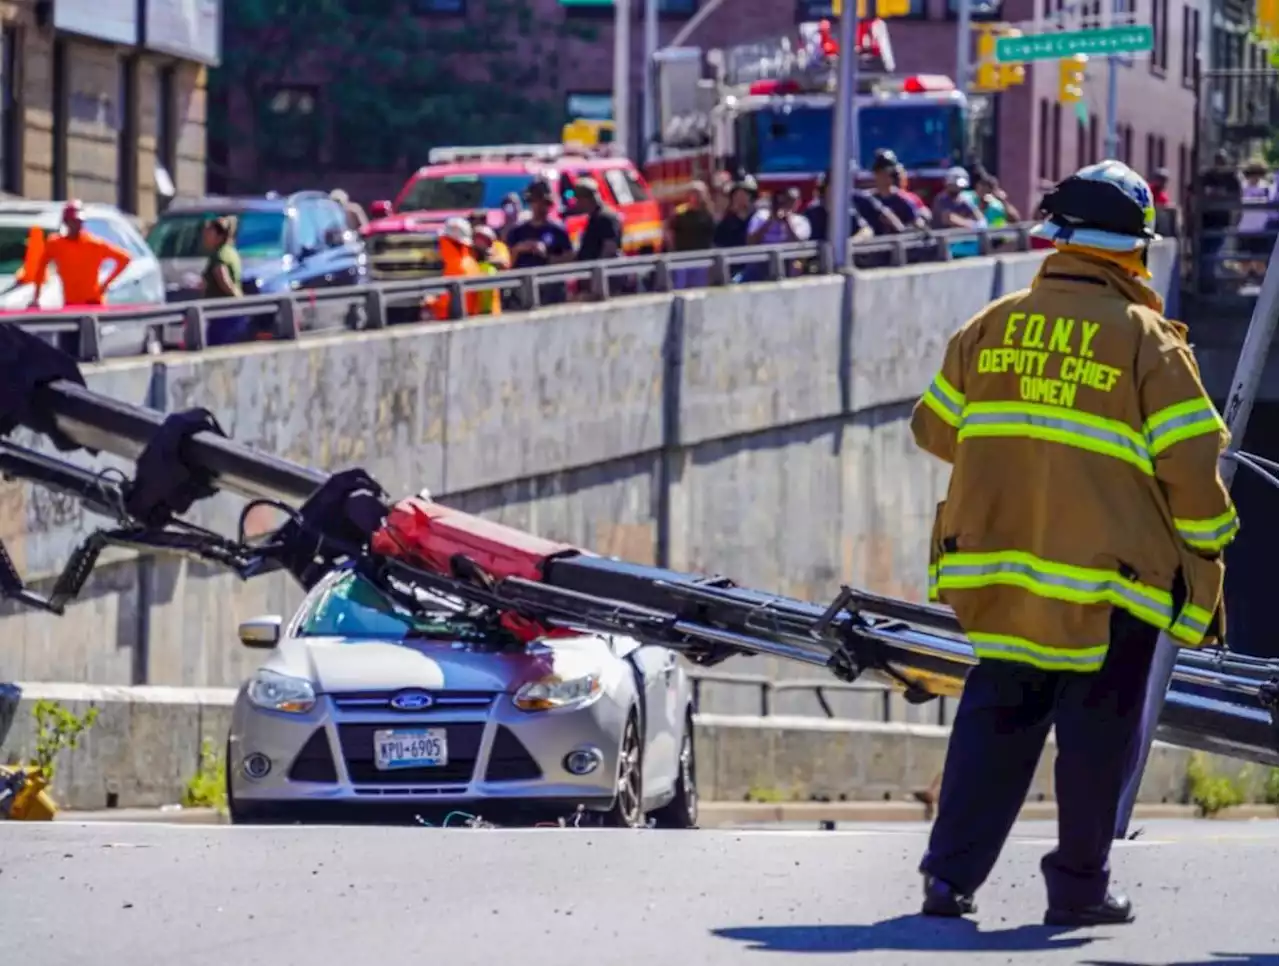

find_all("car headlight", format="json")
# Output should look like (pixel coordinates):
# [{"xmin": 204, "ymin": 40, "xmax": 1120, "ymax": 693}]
[
  {"xmin": 246, "ymin": 669, "xmax": 317, "ymax": 714},
  {"xmin": 513, "ymin": 673, "xmax": 602, "ymax": 712}
]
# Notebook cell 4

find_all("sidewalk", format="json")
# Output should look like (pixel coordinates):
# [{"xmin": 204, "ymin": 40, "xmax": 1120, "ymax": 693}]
[{"xmin": 49, "ymin": 801, "xmax": 1280, "ymax": 826}]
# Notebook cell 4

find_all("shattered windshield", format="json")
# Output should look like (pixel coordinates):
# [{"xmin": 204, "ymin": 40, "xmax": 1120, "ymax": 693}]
[{"xmin": 297, "ymin": 570, "xmax": 488, "ymax": 640}]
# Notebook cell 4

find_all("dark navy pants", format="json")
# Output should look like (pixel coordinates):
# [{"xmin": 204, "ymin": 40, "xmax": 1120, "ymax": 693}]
[{"xmin": 919, "ymin": 610, "xmax": 1159, "ymax": 909}]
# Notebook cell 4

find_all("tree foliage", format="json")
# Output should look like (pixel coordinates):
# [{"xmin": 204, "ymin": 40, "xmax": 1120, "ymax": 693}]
[{"xmin": 210, "ymin": 0, "xmax": 598, "ymax": 175}]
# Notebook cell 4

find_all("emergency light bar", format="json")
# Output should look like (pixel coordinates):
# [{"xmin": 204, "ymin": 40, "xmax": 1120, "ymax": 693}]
[
  {"xmin": 426, "ymin": 144, "xmax": 565, "ymax": 165},
  {"xmin": 0, "ymin": 325, "xmax": 1275, "ymax": 770}
]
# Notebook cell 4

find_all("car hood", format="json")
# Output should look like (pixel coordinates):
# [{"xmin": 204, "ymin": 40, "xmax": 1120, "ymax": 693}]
[
  {"xmin": 271, "ymin": 634, "xmax": 610, "ymax": 694},
  {"xmin": 363, "ymin": 211, "xmax": 461, "ymax": 236}
]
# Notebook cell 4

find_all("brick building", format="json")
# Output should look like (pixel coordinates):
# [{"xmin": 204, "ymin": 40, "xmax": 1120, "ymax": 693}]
[
  {"xmin": 0, "ymin": 0, "xmax": 217, "ymax": 225},
  {"xmin": 217, "ymin": 0, "xmax": 1204, "ymax": 217}
]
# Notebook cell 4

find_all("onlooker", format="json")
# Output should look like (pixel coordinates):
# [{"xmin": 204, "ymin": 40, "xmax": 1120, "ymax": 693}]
[
  {"xmin": 871, "ymin": 152, "xmax": 930, "ymax": 230},
  {"xmin": 1147, "ymin": 167, "xmax": 1171, "ymax": 208},
  {"xmin": 330, "ymin": 188, "xmax": 368, "ymax": 231},
  {"xmin": 573, "ymin": 177, "xmax": 623, "ymax": 262},
  {"xmin": 970, "ymin": 170, "xmax": 1021, "ymax": 228},
  {"xmin": 666, "ymin": 180, "xmax": 716, "ymax": 288},
  {"xmin": 1237, "ymin": 160, "xmax": 1276, "ymax": 280},
  {"xmin": 713, "ymin": 181, "xmax": 755, "ymax": 249},
  {"xmin": 506, "ymin": 178, "xmax": 573, "ymax": 304},
  {"xmin": 805, "ymin": 171, "xmax": 899, "ymax": 241},
  {"xmin": 931, "ymin": 167, "xmax": 986, "ymax": 230},
  {"xmin": 29, "ymin": 200, "xmax": 133, "ymax": 309},
  {"xmin": 200, "ymin": 215, "xmax": 253, "ymax": 346},
  {"xmin": 1195, "ymin": 149, "xmax": 1242, "ymax": 292},
  {"xmin": 498, "ymin": 192, "xmax": 523, "ymax": 239},
  {"xmin": 747, "ymin": 188, "xmax": 810, "ymax": 246}
]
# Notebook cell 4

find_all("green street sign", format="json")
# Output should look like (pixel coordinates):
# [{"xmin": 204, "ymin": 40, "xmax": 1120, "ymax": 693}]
[{"xmin": 994, "ymin": 25, "xmax": 1154, "ymax": 62}]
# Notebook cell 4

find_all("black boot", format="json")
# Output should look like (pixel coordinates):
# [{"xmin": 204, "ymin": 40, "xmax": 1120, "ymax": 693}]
[
  {"xmin": 1044, "ymin": 891, "xmax": 1135, "ymax": 927},
  {"xmin": 921, "ymin": 875, "xmax": 977, "ymax": 917}
]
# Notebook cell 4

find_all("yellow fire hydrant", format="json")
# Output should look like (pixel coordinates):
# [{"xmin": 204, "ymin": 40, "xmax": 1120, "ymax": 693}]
[{"xmin": 0, "ymin": 765, "xmax": 59, "ymax": 821}]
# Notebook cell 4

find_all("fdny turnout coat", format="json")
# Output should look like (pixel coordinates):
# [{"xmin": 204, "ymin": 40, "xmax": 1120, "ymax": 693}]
[{"xmin": 911, "ymin": 250, "xmax": 1239, "ymax": 672}]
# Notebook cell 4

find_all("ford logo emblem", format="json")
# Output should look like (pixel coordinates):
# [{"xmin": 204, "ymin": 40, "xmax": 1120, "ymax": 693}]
[{"xmin": 390, "ymin": 691, "xmax": 434, "ymax": 711}]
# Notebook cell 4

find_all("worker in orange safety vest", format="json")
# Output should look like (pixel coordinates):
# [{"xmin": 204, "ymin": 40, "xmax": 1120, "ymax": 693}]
[{"xmin": 427, "ymin": 217, "xmax": 498, "ymax": 321}]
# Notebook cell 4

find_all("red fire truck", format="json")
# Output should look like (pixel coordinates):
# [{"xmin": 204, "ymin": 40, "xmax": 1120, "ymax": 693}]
[{"xmin": 643, "ymin": 19, "xmax": 971, "ymax": 212}]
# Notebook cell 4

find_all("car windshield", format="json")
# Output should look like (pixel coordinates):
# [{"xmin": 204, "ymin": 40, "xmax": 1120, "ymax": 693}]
[
  {"xmin": 146, "ymin": 211, "xmax": 288, "ymax": 260},
  {"xmin": 397, "ymin": 173, "xmax": 537, "ymax": 212},
  {"xmin": 0, "ymin": 226, "xmax": 37, "ymax": 275},
  {"xmin": 745, "ymin": 103, "xmax": 964, "ymax": 173},
  {"xmin": 297, "ymin": 571, "xmax": 486, "ymax": 641}
]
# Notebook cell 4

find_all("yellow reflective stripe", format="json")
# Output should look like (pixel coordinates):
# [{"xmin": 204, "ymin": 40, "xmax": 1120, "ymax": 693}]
[
  {"xmin": 927, "ymin": 563, "xmax": 940, "ymax": 602},
  {"xmin": 1144, "ymin": 398, "xmax": 1226, "ymax": 456},
  {"xmin": 936, "ymin": 549, "xmax": 1173, "ymax": 627},
  {"xmin": 969, "ymin": 632, "xmax": 1108, "ymax": 672},
  {"xmin": 1174, "ymin": 508, "xmax": 1240, "ymax": 552},
  {"xmin": 922, "ymin": 374, "xmax": 964, "ymax": 428},
  {"xmin": 957, "ymin": 401, "xmax": 1153, "ymax": 475},
  {"xmin": 1169, "ymin": 602, "xmax": 1214, "ymax": 645}
]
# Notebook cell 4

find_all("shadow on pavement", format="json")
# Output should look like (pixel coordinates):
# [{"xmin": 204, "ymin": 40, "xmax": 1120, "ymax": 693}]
[
  {"xmin": 1082, "ymin": 956, "xmax": 1280, "ymax": 966},
  {"xmin": 713, "ymin": 914, "xmax": 1098, "ymax": 955}
]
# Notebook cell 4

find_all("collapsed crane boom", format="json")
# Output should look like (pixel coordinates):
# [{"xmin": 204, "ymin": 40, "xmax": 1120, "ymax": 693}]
[{"xmin": 0, "ymin": 325, "xmax": 1275, "ymax": 769}]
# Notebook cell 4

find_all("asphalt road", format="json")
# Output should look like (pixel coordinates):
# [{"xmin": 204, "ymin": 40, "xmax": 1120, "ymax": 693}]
[{"xmin": 1, "ymin": 819, "xmax": 1275, "ymax": 966}]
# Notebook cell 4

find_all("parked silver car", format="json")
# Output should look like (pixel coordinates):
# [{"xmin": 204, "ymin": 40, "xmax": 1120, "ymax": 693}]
[{"xmin": 227, "ymin": 566, "xmax": 699, "ymax": 827}]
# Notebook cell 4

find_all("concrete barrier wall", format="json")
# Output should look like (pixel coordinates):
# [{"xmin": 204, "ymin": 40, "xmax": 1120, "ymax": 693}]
[
  {"xmin": 2, "ymin": 684, "xmax": 1269, "ymax": 812},
  {"xmin": 1, "ymin": 243, "xmax": 1184, "ymax": 719}
]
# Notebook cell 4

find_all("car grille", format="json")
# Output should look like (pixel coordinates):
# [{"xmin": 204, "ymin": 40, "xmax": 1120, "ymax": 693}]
[
  {"xmin": 338, "ymin": 722, "xmax": 483, "ymax": 784},
  {"xmin": 366, "ymin": 232, "xmax": 442, "ymax": 280},
  {"xmin": 484, "ymin": 725, "xmax": 543, "ymax": 782},
  {"xmin": 287, "ymin": 727, "xmax": 338, "ymax": 783},
  {"xmin": 330, "ymin": 689, "xmax": 497, "ymax": 713}
]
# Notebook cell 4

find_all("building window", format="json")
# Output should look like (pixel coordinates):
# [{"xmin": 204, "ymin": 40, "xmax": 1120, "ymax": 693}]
[
  {"xmin": 1178, "ymin": 141, "xmax": 1189, "ymax": 202},
  {"xmin": 52, "ymin": 38, "xmax": 67, "ymax": 200},
  {"xmin": 0, "ymin": 26, "xmax": 18, "ymax": 195},
  {"xmin": 117, "ymin": 56, "xmax": 138, "ymax": 213},
  {"xmin": 1077, "ymin": 119, "xmax": 1089, "ymax": 169},
  {"xmin": 1150, "ymin": 0, "xmax": 1168, "ymax": 73},
  {"xmin": 1089, "ymin": 113, "xmax": 1099, "ymax": 163},
  {"xmin": 257, "ymin": 85, "xmax": 322, "ymax": 166},
  {"xmin": 1038, "ymin": 98, "xmax": 1050, "ymax": 181},
  {"xmin": 1118, "ymin": 123, "xmax": 1133, "ymax": 165},
  {"xmin": 1146, "ymin": 133, "xmax": 1166, "ymax": 177},
  {"xmin": 1181, "ymin": 6, "xmax": 1200, "ymax": 88}
]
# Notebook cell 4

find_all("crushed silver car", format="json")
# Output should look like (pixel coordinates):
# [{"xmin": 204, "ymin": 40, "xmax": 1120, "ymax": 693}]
[{"xmin": 226, "ymin": 566, "xmax": 698, "ymax": 827}]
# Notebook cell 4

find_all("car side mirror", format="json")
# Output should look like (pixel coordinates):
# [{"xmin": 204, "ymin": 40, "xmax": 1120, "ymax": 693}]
[
  {"xmin": 369, "ymin": 200, "xmax": 393, "ymax": 219},
  {"xmin": 238, "ymin": 615, "xmax": 283, "ymax": 649}
]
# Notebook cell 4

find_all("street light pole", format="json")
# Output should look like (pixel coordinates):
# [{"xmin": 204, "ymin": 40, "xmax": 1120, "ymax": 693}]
[
  {"xmin": 643, "ymin": 0, "xmax": 659, "ymax": 162},
  {"xmin": 828, "ymin": 2, "xmax": 859, "ymax": 270},
  {"xmin": 614, "ymin": 0, "xmax": 632, "ymax": 159},
  {"xmin": 955, "ymin": 0, "xmax": 972, "ymax": 106}
]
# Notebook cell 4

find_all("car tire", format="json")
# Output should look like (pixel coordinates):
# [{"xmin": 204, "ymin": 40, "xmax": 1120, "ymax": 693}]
[
  {"xmin": 602, "ymin": 710, "xmax": 645, "ymax": 829},
  {"xmin": 650, "ymin": 711, "xmax": 698, "ymax": 829}
]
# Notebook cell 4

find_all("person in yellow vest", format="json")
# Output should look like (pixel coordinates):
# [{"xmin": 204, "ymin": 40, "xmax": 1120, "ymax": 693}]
[{"xmin": 470, "ymin": 225, "xmax": 508, "ymax": 316}]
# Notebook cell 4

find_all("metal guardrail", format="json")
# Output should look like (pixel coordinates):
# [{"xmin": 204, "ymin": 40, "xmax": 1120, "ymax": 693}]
[
  {"xmin": 687, "ymin": 668, "xmax": 951, "ymax": 725},
  {"xmin": 1, "ymin": 223, "xmax": 1038, "ymax": 363}
]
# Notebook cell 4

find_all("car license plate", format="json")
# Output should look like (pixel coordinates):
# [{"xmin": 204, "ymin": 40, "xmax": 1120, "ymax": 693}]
[{"xmin": 373, "ymin": 728, "xmax": 448, "ymax": 770}]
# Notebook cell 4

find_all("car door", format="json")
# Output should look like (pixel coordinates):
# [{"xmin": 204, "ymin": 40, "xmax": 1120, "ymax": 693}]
[{"xmin": 613, "ymin": 636, "xmax": 681, "ymax": 796}]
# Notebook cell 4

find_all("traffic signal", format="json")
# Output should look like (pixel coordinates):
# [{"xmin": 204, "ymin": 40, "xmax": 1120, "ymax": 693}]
[
  {"xmin": 972, "ymin": 24, "xmax": 1025, "ymax": 92},
  {"xmin": 876, "ymin": 0, "xmax": 913, "ymax": 17},
  {"xmin": 1259, "ymin": 0, "xmax": 1278, "ymax": 41},
  {"xmin": 1058, "ymin": 54, "xmax": 1087, "ymax": 103}
]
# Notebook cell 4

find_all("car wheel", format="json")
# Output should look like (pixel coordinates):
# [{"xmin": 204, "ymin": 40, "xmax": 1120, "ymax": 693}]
[
  {"xmin": 651, "ymin": 712, "xmax": 698, "ymax": 829},
  {"xmin": 603, "ymin": 711, "xmax": 644, "ymax": 828}
]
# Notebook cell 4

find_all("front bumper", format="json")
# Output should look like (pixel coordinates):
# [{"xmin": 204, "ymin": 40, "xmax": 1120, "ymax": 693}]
[{"xmin": 228, "ymin": 688, "xmax": 627, "ymax": 816}]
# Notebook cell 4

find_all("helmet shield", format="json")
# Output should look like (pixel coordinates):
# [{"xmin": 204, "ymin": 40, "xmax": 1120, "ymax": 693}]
[{"xmin": 1030, "ymin": 160, "xmax": 1160, "ymax": 253}]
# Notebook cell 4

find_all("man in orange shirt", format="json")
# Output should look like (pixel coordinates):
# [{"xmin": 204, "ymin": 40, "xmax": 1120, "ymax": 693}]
[
  {"xmin": 426, "ymin": 217, "xmax": 497, "ymax": 320},
  {"xmin": 28, "ymin": 201, "xmax": 132, "ymax": 308}
]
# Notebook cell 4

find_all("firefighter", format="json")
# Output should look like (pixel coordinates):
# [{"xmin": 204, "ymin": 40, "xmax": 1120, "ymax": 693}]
[{"xmin": 910, "ymin": 160, "xmax": 1239, "ymax": 927}]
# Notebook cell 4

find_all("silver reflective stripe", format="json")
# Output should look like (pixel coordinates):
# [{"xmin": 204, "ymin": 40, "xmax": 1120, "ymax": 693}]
[
  {"xmin": 1176, "ymin": 516, "xmax": 1238, "ymax": 547},
  {"xmin": 961, "ymin": 410, "xmax": 1150, "ymax": 465},
  {"xmin": 1147, "ymin": 407, "xmax": 1222, "ymax": 452},
  {"xmin": 937, "ymin": 559, "xmax": 1172, "ymax": 621},
  {"xmin": 927, "ymin": 380, "xmax": 964, "ymax": 421}
]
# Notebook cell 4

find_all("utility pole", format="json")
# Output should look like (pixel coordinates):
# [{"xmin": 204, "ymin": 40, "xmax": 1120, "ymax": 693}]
[
  {"xmin": 643, "ymin": 0, "xmax": 659, "ymax": 162},
  {"xmin": 955, "ymin": 0, "xmax": 972, "ymax": 106},
  {"xmin": 1103, "ymin": 0, "xmax": 1119, "ymax": 157},
  {"xmin": 614, "ymin": 0, "xmax": 632, "ymax": 159},
  {"xmin": 828, "ymin": 1, "xmax": 859, "ymax": 270}
]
